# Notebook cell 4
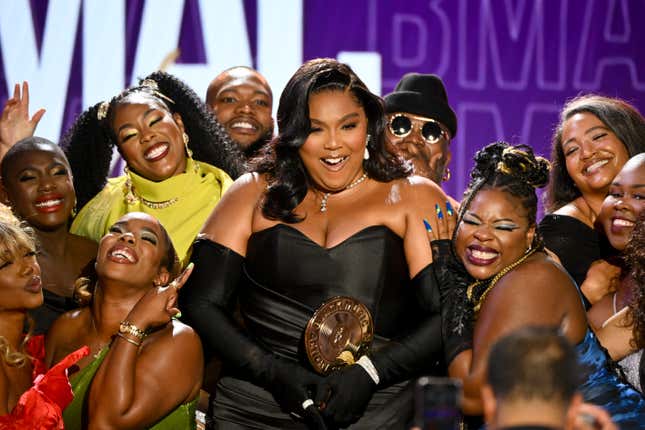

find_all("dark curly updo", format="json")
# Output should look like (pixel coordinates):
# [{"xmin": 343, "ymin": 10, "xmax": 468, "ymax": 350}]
[
  {"xmin": 459, "ymin": 142, "xmax": 550, "ymax": 243},
  {"xmin": 61, "ymin": 71, "xmax": 246, "ymax": 209}
]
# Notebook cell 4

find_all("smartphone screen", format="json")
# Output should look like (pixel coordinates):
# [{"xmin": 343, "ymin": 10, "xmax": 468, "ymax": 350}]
[{"xmin": 413, "ymin": 376, "xmax": 463, "ymax": 430}]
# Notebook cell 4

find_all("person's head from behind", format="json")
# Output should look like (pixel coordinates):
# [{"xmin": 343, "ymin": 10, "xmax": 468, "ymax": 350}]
[
  {"xmin": 482, "ymin": 326, "xmax": 581, "ymax": 427},
  {"xmin": 205, "ymin": 66, "xmax": 273, "ymax": 154},
  {"xmin": 383, "ymin": 73, "xmax": 457, "ymax": 185},
  {"xmin": 0, "ymin": 137, "xmax": 76, "ymax": 232},
  {"xmin": 546, "ymin": 94, "xmax": 645, "ymax": 212},
  {"xmin": 259, "ymin": 58, "xmax": 408, "ymax": 222},
  {"xmin": 95, "ymin": 212, "xmax": 179, "ymax": 290},
  {"xmin": 596, "ymin": 153, "xmax": 645, "ymax": 252},
  {"xmin": 454, "ymin": 142, "xmax": 550, "ymax": 280},
  {"xmin": 0, "ymin": 204, "xmax": 42, "ymax": 315}
]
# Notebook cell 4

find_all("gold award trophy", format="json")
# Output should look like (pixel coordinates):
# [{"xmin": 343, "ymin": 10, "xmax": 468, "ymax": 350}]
[{"xmin": 305, "ymin": 296, "xmax": 374, "ymax": 375}]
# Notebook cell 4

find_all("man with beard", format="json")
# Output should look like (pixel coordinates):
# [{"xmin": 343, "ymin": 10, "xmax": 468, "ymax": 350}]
[{"xmin": 206, "ymin": 66, "xmax": 274, "ymax": 159}]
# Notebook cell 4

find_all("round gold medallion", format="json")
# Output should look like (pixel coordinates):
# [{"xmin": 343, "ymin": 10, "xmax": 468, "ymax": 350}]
[{"xmin": 304, "ymin": 296, "xmax": 374, "ymax": 375}]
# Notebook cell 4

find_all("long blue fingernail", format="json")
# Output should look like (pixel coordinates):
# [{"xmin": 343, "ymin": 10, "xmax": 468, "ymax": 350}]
[
  {"xmin": 446, "ymin": 201, "xmax": 454, "ymax": 216},
  {"xmin": 435, "ymin": 204, "xmax": 443, "ymax": 219},
  {"xmin": 423, "ymin": 219, "xmax": 432, "ymax": 232}
]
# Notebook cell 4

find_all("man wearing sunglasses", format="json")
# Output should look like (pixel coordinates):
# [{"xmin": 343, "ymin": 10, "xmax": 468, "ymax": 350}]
[{"xmin": 384, "ymin": 73, "xmax": 457, "ymax": 186}]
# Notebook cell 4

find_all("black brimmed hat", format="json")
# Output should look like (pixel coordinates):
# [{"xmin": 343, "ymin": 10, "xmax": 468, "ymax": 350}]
[{"xmin": 384, "ymin": 73, "xmax": 457, "ymax": 137}]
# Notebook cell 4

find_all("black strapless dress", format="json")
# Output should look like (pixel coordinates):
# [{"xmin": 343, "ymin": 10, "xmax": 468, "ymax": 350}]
[{"xmin": 210, "ymin": 225, "xmax": 442, "ymax": 429}]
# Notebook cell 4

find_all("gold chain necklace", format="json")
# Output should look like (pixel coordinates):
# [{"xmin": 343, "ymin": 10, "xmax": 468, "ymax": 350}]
[
  {"xmin": 467, "ymin": 247, "xmax": 538, "ymax": 314},
  {"xmin": 123, "ymin": 168, "xmax": 180, "ymax": 209},
  {"xmin": 320, "ymin": 172, "xmax": 368, "ymax": 212}
]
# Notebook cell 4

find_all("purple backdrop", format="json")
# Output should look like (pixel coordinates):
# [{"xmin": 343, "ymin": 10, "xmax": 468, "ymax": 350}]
[{"xmin": 1, "ymin": 0, "xmax": 644, "ymax": 203}]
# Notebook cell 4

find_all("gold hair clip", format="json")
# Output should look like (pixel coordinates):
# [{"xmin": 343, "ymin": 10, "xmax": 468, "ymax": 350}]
[
  {"xmin": 140, "ymin": 78, "xmax": 175, "ymax": 105},
  {"xmin": 96, "ymin": 101, "xmax": 110, "ymax": 121}
]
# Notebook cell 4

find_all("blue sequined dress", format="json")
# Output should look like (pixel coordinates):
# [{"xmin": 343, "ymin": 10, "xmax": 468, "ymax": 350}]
[{"xmin": 577, "ymin": 329, "xmax": 645, "ymax": 426}]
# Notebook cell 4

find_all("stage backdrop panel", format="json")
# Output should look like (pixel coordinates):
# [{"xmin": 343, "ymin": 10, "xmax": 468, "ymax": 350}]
[{"xmin": 1, "ymin": 0, "xmax": 643, "ymax": 201}]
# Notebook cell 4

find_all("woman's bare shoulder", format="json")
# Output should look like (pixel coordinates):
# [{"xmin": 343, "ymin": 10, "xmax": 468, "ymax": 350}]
[{"xmin": 47, "ymin": 308, "xmax": 89, "ymax": 344}]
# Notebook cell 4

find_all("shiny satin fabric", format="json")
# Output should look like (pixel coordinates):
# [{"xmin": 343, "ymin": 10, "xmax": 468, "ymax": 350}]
[{"xmin": 211, "ymin": 224, "xmax": 441, "ymax": 429}]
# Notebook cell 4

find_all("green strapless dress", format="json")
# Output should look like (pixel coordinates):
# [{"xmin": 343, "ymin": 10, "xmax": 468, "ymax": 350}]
[{"xmin": 63, "ymin": 348, "xmax": 197, "ymax": 429}]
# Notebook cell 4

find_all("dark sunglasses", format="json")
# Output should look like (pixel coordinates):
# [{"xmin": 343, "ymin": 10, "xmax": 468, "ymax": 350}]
[{"xmin": 388, "ymin": 113, "xmax": 448, "ymax": 144}]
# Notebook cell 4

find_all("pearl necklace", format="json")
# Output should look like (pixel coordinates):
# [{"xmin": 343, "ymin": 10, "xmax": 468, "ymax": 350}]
[{"xmin": 320, "ymin": 172, "xmax": 368, "ymax": 212}]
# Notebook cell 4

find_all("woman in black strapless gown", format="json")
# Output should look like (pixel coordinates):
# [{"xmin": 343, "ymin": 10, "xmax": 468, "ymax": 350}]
[{"xmin": 180, "ymin": 59, "xmax": 448, "ymax": 429}]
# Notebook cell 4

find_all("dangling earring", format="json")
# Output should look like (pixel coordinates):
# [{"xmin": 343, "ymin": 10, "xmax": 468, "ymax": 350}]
[
  {"xmin": 524, "ymin": 244, "xmax": 533, "ymax": 255},
  {"xmin": 123, "ymin": 166, "xmax": 139, "ymax": 205},
  {"xmin": 71, "ymin": 198, "xmax": 78, "ymax": 218},
  {"xmin": 364, "ymin": 134, "xmax": 371, "ymax": 160},
  {"xmin": 183, "ymin": 132, "xmax": 193, "ymax": 157},
  {"xmin": 442, "ymin": 167, "xmax": 451, "ymax": 182},
  {"xmin": 183, "ymin": 132, "xmax": 199, "ymax": 173}
]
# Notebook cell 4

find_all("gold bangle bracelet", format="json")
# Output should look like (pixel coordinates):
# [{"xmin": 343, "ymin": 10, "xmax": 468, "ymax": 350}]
[
  {"xmin": 116, "ymin": 332, "xmax": 142, "ymax": 347},
  {"xmin": 119, "ymin": 320, "xmax": 147, "ymax": 341}
]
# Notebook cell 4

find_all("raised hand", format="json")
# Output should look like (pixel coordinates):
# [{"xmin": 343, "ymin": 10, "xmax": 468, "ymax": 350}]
[
  {"xmin": 125, "ymin": 263, "xmax": 194, "ymax": 331},
  {"xmin": 425, "ymin": 201, "xmax": 475, "ymax": 365},
  {"xmin": 0, "ymin": 82, "xmax": 46, "ymax": 151}
]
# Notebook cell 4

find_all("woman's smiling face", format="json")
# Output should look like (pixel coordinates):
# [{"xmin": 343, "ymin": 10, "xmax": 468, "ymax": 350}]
[
  {"xmin": 298, "ymin": 89, "xmax": 368, "ymax": 193},
  {"xmin": 561, "ymin": 112, "xmax": 630, "ymax": 195},
  {"xmin": 455, "ymin": 188, "xmax": 535, "ymax": 280},
  {"xmin": 112, "ymin": 94, "xmax": 187, "ymax": 182}
]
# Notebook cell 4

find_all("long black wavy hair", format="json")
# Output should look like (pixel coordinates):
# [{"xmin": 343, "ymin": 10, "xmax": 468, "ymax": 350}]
[
  {"xmin": 457, "ymin": 142, "xmax": 551, "ymax": 249},
  {"xmin": 61, "ymin": 71, "xmax": 246, "ymax": 209},
  {"xmin": 253, "ymin": 58, "xmax": 410, "ymax": 223},
  {"xmin": 545, "ymin": 94, "xmax": 645, "ymax": 213}
]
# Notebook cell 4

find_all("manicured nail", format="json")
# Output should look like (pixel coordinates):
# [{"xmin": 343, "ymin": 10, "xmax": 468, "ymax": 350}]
[
  {"xmin": 423, "ymin": 219, "xmax": 432, "ymax": 232},
  {"xmin": 446, "ymin": 201, "xmax": 454, "ymax": 217},
  {"xmin": 186, "ymin": 262, "xmax": 194, "ymax": 270},
  {"xmin": 435, "ymin": 204, "xmax": 443, "ymax": 219}
]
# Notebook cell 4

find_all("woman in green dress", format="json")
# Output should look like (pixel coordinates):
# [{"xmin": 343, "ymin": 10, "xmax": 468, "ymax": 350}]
[{"xmin": 46, "ymin": 212, "xmax": 203, "ymax": 429}]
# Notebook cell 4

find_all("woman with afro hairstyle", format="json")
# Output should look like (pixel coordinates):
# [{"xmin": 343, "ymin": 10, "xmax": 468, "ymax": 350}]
[
  {"xmin": 61, "ymin": 71, "xmax": 246, "ymax": 264},
  {"xmin": 430, "ymin": 142, "xmax": 645, "ymax": 427}
]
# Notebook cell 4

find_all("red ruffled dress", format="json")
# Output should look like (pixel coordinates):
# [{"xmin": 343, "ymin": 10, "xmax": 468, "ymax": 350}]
[{"xmin": 0, "ymin": 335, "xmax": 89, "ymax": 429}]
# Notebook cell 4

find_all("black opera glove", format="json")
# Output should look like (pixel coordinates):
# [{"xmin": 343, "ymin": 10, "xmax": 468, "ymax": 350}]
[
  {"xmin": 365, "ymin": 264, "xmax": 443, "ymax": 390},
  {"xmin": 312, "ymin": 264, "xmax": 443, "ymax": 428},
  {"xmin": 430, "ymin": 239, "xmax": 475, "ymax": 365},
  {"xmin": 262, "ymin": 355, "xmax": 326, "ymax": 426},
  {"xmin": 179, "ymin": 240, "xmax": 326, "ymax": 428},
  {"xmin": 315, "ymin": 362, "xmax": 377, "ymax": 429}
]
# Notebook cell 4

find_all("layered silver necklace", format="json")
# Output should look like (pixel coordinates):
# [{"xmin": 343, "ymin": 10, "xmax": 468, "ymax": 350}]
[{"xmin": 320, "ymin": 172, "xmax": 368, "ymax": 212}]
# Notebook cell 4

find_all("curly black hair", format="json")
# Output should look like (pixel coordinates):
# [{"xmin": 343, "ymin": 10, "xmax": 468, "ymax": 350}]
[
  {"xmin": 60, "ymin": 71, "xmax": 246, "ymax": 209},
  {"xmin": 545, "ymin": 94, "xmax": 645, "ymax": 213},
  {"xmin": 253, "ymin": 58, "xmax": 410, "ymax": 223},
  {"xmin": 458, "ymin": 142, "xmax": 550, "ymax": 247},
  {"xmin": 626, "ymin": 212, "xmax": 645, "ymax": 350}
]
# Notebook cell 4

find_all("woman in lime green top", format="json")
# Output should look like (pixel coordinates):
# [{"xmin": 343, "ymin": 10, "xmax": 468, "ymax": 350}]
[
  {"xmin": 61, "ymin": 71, "xmax": 245, "ymax": 264},
  {"xmin": 45, "ymin": 212, "xmax": 203, "ymax": 429}
]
